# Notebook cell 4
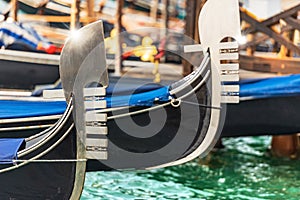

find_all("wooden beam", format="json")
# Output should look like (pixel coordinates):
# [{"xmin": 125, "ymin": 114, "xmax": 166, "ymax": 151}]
[
  {"xmin": 19, "ymin": 14, "xmax": 98, "ymax": 23},
  {"xmin": 240, "ymin": 25, "xmax": 295, "ymax": 49},
  {"xmin": 271, "ymin": 135, "xmax": 299, "ymax": 158},
  {"xmin": 183, "ymin": 0, "xmax": 206, "ymax": 76},
  {"xmin": 240, "ymin": 54, "xmax": 300, "ymax": 74},
  {"xmin": 114, "ymin": 0, "xmax": 124, "ymax": 76},
  {"xmin": 242, "ymin": 3, "xmax": 300, "ymax": 34},
  {"xmin": 284, "ymin": 17, "xmax": 300, "ymax": 31},
  {"xmin": 10, "ymin": 0, "xmax": 18, "ymax": 21},
  {"xmin": 150, "ymin": 0, "xmax": 158, "ymax": 22},
  {"xmin": 70, "ymin": 0, "xmax": 80, "ymax": 30},
  {"xmin": 241, "ymin": 11, "xmax": 300, "ymax": 55},
  {"xmin": 86, "ymin": 0, "xmax": 95, "ymax": 18}
]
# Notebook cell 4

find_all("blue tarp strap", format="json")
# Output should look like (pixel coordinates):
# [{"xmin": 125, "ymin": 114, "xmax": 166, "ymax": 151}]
[{"xmin": 0, "ymin": 138, "xmax": 25, "ymax": 164}]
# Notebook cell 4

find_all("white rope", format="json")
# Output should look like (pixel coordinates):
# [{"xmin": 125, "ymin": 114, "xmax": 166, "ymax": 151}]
[
  {"xmin": 0, "ymin": 124, "xmax": 74, "ymax": 174},
  {"xmin": 20, "ymin": 104, "xmax": 73, "ymax": 155},
  {"xmin": 0, "ymin": 124, "xmax": 53, "ymax": 132},
  {"xmin": 177, "ymin": 70, "xmax": 211, "ymax": 100},
  {"xmin": 94, "ymin": 106, "xmax": 133, "ymax": 113},
  {"xmin": 0, "ymin": 114, "xmax": 61, "ymax": 124},
  {"xmin": 10, "ymin": 159, "xmax": 87, "ymax": 163},
  {"xmin": 181, "ymin": 100, "xmax": 222, "ymax": 110},
  {"xmin": 106, "ymin": 68, "xmax": 211, "ymax": 120},
  {"xmin": 107, "ymin": 101, "xmax": 172, "ymax": 120},
  {"xmin": 170, "ymin": 53, "xmax": 210, "ymax": 95}
]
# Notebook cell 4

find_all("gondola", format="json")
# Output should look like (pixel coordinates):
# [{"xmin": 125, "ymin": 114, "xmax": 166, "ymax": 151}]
[
  {"xmin": 0, "ymin": 49, "xmax": 60, "ymax": 89},
  {"xmin": 0, "ymin": 19, "xmax": 61, "ymax": 89},
  {"xmin": 0, "ymin": 76, "xmax": 170, "ymax": 138},
  {"xmin": 0, "ymin": 12, "xmax": 160, "ymax": 90},
  {"xmin": 0, "ymin": 0, "xmax": 241, "ymax": 198},
  {"xmin": 3, "ymin": 73, "xmax": 300, "ymax": 141},
  {"xmin": 2, "ymin": 0, "xmax": 71, "ymax": 15},
  {"xmin": 222, "ymin": 74, "xmax": 300, "ymax": 137}
]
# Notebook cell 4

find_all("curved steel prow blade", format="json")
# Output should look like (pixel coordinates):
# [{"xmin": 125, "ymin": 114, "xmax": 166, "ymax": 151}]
[
  {"xmin": 150, "ymin": 0, "xmax": 241, "ymax": 169},
  {"xmin": 60, "ymin": 20, "xmax": 108, "ymax": 102},
  {"xmin": 199, "ymin": 0, "xmax": 241, "ymax": 55},
  {"xmin": 59, "ymin": 20, "xmax": 108, "ymax": 171}
]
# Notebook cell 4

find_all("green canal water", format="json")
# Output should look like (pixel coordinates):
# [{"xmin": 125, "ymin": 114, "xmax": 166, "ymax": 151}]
[{"xmin": 81, "ymin": 136, "xmax": 300, "ymax": 199}]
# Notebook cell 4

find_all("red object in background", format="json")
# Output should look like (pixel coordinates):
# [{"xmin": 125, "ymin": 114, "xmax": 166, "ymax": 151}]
[{"xmin": 45, "ymin": 45, "xmax": 57, "ymax": 54}]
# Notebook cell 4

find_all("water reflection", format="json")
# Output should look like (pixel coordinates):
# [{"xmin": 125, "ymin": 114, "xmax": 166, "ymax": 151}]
[{"xmin": 82, "ymin": 136, "xmax": 300, "ymax": 200}]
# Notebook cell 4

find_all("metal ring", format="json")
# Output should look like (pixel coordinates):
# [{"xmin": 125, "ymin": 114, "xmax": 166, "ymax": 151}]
[{"xmin": 171, "ymin": 99, "xmax": 181, "ymax": 108}]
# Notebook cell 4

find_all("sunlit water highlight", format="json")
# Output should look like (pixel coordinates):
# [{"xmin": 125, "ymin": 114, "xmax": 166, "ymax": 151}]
[{"xmin": 82, "ymin": 136, "xmax": 300, "ymax": 199}]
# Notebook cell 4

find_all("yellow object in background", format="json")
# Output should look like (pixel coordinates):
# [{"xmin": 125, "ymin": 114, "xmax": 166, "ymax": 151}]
[
  {"xmin": 105, "ymin": 28, "xmax": 118, "ymax": 54},
  {"xmin": 133, "ymin": 36, "xmax": 158, "ymax": 62}
]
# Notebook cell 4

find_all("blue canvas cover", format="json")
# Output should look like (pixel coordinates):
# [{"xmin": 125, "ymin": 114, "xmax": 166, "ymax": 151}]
[
  {"xmin": 106, "ymin": 86, "xmax": 171, "ymax": 107},
  {"xmin": 0, "ymin": 100, "xmax": 67, "ymax": 119},
  {"xmin": 0, "ymin": 138, "xmax": 24, "ymax": 164},
  {"xmin": 3, "ymin": 74, "xmax": 300, "ymax": 120},
  {"xmin": 31, "ymin": 81, "xmax": 163, "ymax": 97},
  {"xmin": 0, "ymin": 86, "xmax": 171, "ymax": 119},
  {"xmin": 240, "ymin": 74, "xmax": 300, "ymax": 99},
  {"xmin": 3, "ymin": 74, "xmax": 300, "ymax": 119},
  {"xmin": 106, "ymin": 82, "xmax": 163, "ymax": 96}
]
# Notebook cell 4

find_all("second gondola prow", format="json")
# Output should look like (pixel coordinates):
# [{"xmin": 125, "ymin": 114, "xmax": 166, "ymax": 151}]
[{"xmin": 59, "ymin": 0, "xmax": 241, "ymax": 171}]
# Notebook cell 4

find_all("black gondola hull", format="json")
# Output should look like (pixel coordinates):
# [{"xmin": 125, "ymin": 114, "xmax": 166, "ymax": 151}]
[
  {"xmin": 0, "ymin": 59, "xmax": 59, "ymax": 90},
  {"xmin": 87, "ymin": 85, "xmax": 211, "ymax": 171},
  {"xmin": 0, "ymin": 113, "xmax": 82, "ymax": 199},
  {"xmin": 222, "ymin": 95, "xmax": 300, "ymax": 137}
]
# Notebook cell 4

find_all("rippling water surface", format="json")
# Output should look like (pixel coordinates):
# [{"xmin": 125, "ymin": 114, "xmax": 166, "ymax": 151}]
[{"xmin": 82, "ymin": 136, "xmax": 300, "ymax": 199}]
